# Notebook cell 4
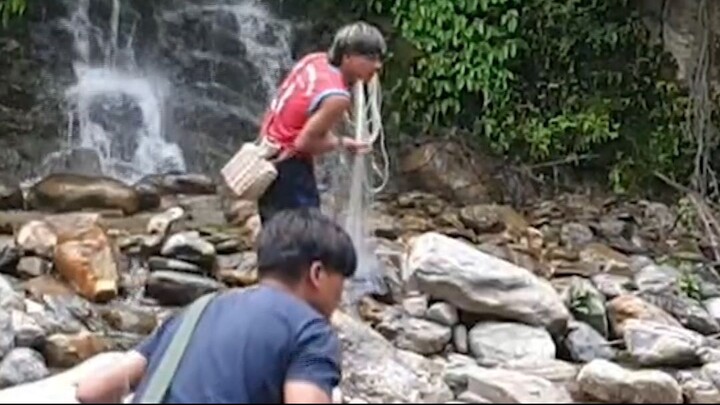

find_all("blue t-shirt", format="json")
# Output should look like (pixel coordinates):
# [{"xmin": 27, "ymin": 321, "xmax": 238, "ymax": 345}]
[{"xmin": 131, "ymin": 285, "xmax": 341, "ymax": 403}]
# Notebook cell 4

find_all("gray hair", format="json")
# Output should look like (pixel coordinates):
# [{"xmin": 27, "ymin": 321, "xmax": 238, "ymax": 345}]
[{"xmin": 328, "ymin": 21, "xmax": 387, "ymax": 66}]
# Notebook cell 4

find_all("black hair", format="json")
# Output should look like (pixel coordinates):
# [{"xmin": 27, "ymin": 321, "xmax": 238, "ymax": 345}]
[
  {"xmin": 328, "ymin": 21, "xmax": 387, "ymax": 66},
  {"xmin": 256, "ymin": 208, "xmax": 357, "ymax": 283}
]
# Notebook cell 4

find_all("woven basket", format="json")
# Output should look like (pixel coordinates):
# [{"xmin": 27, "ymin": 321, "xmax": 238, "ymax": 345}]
[{"xmin": 221, "ymin": 138, "xmax": 279, "ymax": 201}]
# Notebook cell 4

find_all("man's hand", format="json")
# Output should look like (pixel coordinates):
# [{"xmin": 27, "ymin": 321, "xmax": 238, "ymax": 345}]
[
  {"xmin": 342, "ymin": 137, "xmax": 371, "ymax": 155},
  {"xmin": 284, "ymin": 381, "xmax": 333, "ymax": 403},
  {"xmin": 76, "ymin": 351, "xmax": 147, "ymax": 403}
]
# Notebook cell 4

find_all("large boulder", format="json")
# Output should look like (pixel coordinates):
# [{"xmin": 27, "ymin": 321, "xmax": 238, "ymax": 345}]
[
  {"xmin": 577, "ymin": 359, "xmax": 682, "ymax": 403},
  {"xmin": 468, "ymin": 321, "xmax": 556, "ymax": 366},
  {"xmin": 399, "ymin": 141, "xmax": 500, "ymax": 204},
  {"xmin": 331, "ymin": 311, "xmax": 453, "ymax": 403},
  {"xmin": 25, "ymin": 173, "xmax": 158, "ymax": 215},
  {"xmin": 403, "ymin": 232, "xmax": 570, "ymax": 331},
  {"xmin": 623, "ymin": 319, "xmax": 705, "ymax": 367}
]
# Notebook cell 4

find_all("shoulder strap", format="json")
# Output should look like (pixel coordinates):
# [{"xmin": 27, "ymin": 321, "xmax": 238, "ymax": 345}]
[{"xmin": 137, "ymin": 292, "xmax": 218, "ymax": 403}]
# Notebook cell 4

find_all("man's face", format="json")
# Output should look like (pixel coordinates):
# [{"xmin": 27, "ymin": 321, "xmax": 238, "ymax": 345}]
[
  {"xmin": 344, "ymin": 54, "xmax": 383, "ymax": 83},
  {"xmin": 306, "ymin": 261, "xmax": 345, "ymax": 318}
]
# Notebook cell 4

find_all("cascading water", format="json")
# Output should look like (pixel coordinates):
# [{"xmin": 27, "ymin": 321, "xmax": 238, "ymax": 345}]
[{"xmin": 35, "ymin": 0, "xmax": 294, "ymax": 182}]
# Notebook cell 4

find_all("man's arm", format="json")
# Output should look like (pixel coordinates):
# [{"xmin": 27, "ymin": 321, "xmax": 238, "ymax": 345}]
[
  {"xmin": 293, "ymin": 96, "xmax": 351, "ymax": 156},
  {"xmin": 76, "ymin": 314, "xmax": 177, "ymax": 403},
  {"xmin": 284, "ymin": 319, "xmax": 341, "ymax": 404},
  {"xmin": 75, "ymin": 350, "xmax": 147, "ymax": 403}
]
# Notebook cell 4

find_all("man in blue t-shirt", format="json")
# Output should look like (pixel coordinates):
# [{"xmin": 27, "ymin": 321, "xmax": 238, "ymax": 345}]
[{"xmin": 75, "ymin": 208, "xmax": 357, "ymax": 403}]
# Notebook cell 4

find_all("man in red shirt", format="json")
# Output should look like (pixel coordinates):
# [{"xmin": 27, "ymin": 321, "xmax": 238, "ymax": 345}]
[{"xmin": 258, "ymin": 21, "xmax": 386, "ymax": 223}]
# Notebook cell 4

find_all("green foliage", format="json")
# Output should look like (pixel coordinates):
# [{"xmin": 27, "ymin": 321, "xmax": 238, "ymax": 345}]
[
  {"xmin": 363, "ymin": 0, "xmax": 693, "ymax": 192},
  {"xmin": 0, "ymin": 0, "xmax": 26, "ymax": 27},
  {"xmin": 679, "ymin": 270, "xmax": 703, "ymax": 302}
]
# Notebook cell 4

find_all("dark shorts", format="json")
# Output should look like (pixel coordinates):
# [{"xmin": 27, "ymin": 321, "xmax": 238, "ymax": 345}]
[{"xmin": 258, "ymin": 157, "xmax": 320, "ymax": 224}]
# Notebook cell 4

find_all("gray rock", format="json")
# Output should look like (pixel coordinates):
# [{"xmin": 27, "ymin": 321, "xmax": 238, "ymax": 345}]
[
  {"xmin": 634, "ymin": 264, "xmax": 679, "ymax": 293},
  {"xmin": 0, "ymin": 237, "xmax": 20, "ymax": 276},
  {"xmin": 563, "ymin": 321, "xmax": 616, "ymax": 363},
  {"xmin": 15, "ymin": 257, "xmax": 50, "ymax": 279},
  {"xmin": 99, "ymin": 305, "xmax": 158, "ymax": 335},
  {"xmin": 469, "ymin": 322, "xmax": 556, "ymax": 366},
  {"xmin": 394, "ymin": 318, "xmax": 452, "ymax": 355},
  {"xmin": 457, "ymin": 391, "xmax": 490, "ymax": 403},
  {"xmin": 466, "ymin": 367, "xmax": 573, "ymax": 403},
  {"xmin": 560, "ymin": 276, "xmax": 609, "ymax": 337},
  {"xmin": 704, "ymin": 297, "xmax": 720, "ymax": 324},
  {"xmin": 426, "ymin": 302, "xmax": 459, "ymax": 326},
  {"xmin": 11, "ymin": 310, "xmax": 44, "ymax": 348},
  {"xmin": 591, "ymin": 273, "xmax": 634, "ymax": 298},
  {"xmin": 453, "ymin": 325, "xmax": 468, "ymax": 354},
  {"xmin": 500, "ymin": 358, "xmax": 579, "ymax": 387},
  {"xmin": 577, "ymin": 359, "xmax": 682, "ymax": 403},
  {"xmin": 0, "ymin": 275, "xmax": 23, "ymax": 310},
  {"xmin": 160, "ymin": 231, "xmax": 216, "ymax": 270},
  {"xmin": 0, "ymin": 348, "xmax": 48, "ymax": 388},
  {"xmin": 404, "ymin": 232, "xmax": 570, "ymax": 331},
  {"xmin": 148, "ymin": 256, "xmax": 205, "ymax": 274},
  {"xmin": 402, "ymin": 295, "xmax": 428, "ymax": 318},
  {"xmin": 0, "ymin": 309, "xmax": 15, "ymax": 358},
  {"xmin": 703, "ymin": 362, "xmax": 720, "ymax": 389},
  {"xmin": 640, "ymin": 290, "xmax": 720, "ymax": 335},
  {"xmin": 678, "ymin": 370, "xmax": 720, "ymax": 403},
  {"xmin": 560, "ymin": 222, "xmax": 594, "ymax": 249},
  {"xmin": 145, "ymin": 271, "xmax": 223, "ymax": 306},
  {"xmin": 623, "ymin": 319, "xmax": 704, "ymax": 367},
  {"xmin": 596, "ymin": 218, "xmax": 628, "ymax": 238},
  {"xmin": 332, "ymin": 311, "xmax": 454, "ymax": 403}
]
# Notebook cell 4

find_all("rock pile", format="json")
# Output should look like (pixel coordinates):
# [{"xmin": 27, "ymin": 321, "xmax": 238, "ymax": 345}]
[{"xmin": 0, "ymin": 168, "xmax": 720, "ymax": 404}]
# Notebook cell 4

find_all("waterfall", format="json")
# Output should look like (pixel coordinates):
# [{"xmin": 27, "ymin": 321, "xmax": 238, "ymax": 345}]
[{"xmin": 34, "ymin": 0, "xmax": 294, "ymax": 182}]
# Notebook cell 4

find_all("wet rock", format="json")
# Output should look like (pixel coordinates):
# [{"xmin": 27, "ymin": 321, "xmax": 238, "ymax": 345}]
[
  {"xmin": 368, "ymin": 212, "xmax": 401, "ymax": 240},
  {"xmin": 0, "ymin": 309, "xmax": 15, "ymax": 359},
  {"xmin": 148, "ymin": 256, "xmax": 204, "ymax": 274},
  {"xmin": 402, "ymin": 295, "xmax": 428, "ymax": 318},
  {"xmin": 426, "ymin": 302, "xmax": 458, "ymax": 327},
  {"xmin": 561, "ymin": 222, "xmax": 594, "ymax": 250},
  {"xmin": 0, "ymin": 348, "xmax": 48, "ymax": 388},
  {"xmin": 15, "ymin": 257, "xmax": 50, "ymax": 279},
  {"xmin": 561, "ymin": 321, "xmax": 616, "ymax": 363},
  {"xmin": 332, "ymin": 311, "xmax": 454, "ymax": 403},
  {"xmin": 608, "ymin": 294, "xmax": 682, "ymax": 337},
  {"xmin": 160, "ymin": 231, "xmax": 216, "ymax": 270},
  {"xmin": 145, "ymin": 270, "xmax": 223, "ymax": 306},
  {"xmin": 0, "ymin": 176, "xmax": 23, "ymax": 210},
  {"xmin": 591, "ymin": 273, "xmax": 634, "ymax": 298},
  {"xmin": 623, "ymin": 319, "xmax": 704, "ymax": 367},
  {"xmin": 53, "ymin": 225, "xmax": 119, "ymax": 302},
  {"xmin": 26, "ymin": 174, "xmax": 151, "ymax": 215},
  {"xmin": 640, "ymin": 290, "xmax": 720, "ymax": 335},
  {"xmin": 577, "ymin": 359, "xmax": 682, "ymax": 403},
  {"xmin": 135, "ymin": 173, "xmax": 216, "ymax": 195},
  {"xmin": 468, "ymin": 322, "xmax": 556, "ymax": 366},
  {"xmin": 404, "ymin": 232, "xmax": 570, "ymax": 331},
  {"xmin": 465, "ymin": 367, "xmax": 573, "ymax": 403},
  {"xmin": 394, "ymin": 317, "xmax": 452, "ymax": 355}
]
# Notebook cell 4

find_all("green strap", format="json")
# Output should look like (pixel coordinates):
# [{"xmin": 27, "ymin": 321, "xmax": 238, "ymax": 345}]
[{"xmin": 137, "ymin": 292, "xmax": 217, "ymax": 404}]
